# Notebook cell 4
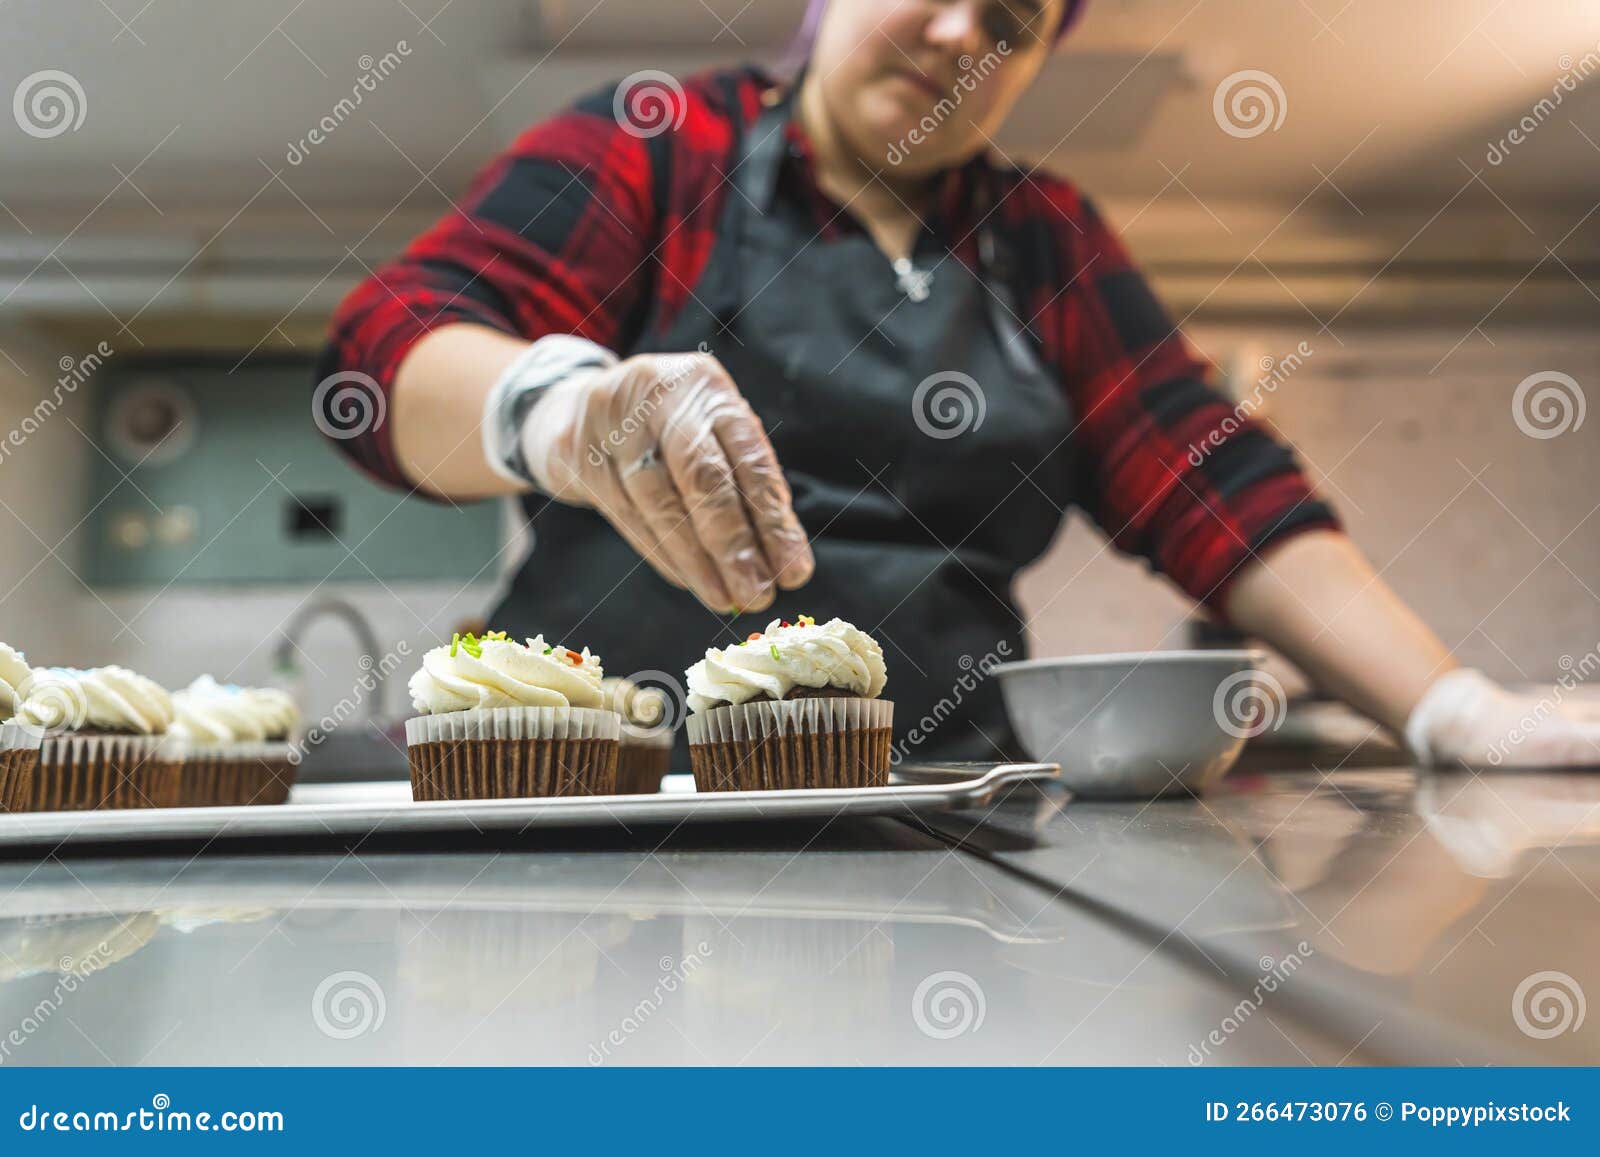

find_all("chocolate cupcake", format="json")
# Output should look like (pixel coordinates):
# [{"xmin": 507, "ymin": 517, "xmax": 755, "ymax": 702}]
[
  {"xmin": 405, "ymin": 631, "xmax": 621, "ymax": 800},
  {"xmin": 13, "ymin": 665, "xmax": 185, "ymax": 811},
  {"xmin": 172, "ymin": 676, "xmax": 300, "ymax": 806},
  {"xmin": 604, "ymin": 676, "xmax": 676, "ymax": 794},
  {"xmin": 684, "ymin": 615, "xmax": 893, "ymax": 791},
  {"xmin": 0, "ymin": 643, "xmax": 42, "ymax": 813}
]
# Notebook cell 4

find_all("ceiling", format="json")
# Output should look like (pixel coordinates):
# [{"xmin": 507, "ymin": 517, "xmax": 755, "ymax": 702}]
[
  {"xmin": 0, "ymin": 0, "xmax": 1596, "ymax": 334},
  {"xmin": 0, "ymin": 0, "xmax": 1596, "ymax": 221}
]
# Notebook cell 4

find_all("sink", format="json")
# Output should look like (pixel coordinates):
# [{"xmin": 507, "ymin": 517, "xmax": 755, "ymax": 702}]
[{"xmin": 292, "ymin": 722, "xmax": 410, "ymax": 783}]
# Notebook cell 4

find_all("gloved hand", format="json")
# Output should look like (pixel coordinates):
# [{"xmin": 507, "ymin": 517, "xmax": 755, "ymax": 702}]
[
  {"xmin": 1404, "ymin": 668, "xmax": 1600, "ymax": 769},
  {"xmin": 518, "ymin": 345, "xmax": 814, "ymax": 612}
]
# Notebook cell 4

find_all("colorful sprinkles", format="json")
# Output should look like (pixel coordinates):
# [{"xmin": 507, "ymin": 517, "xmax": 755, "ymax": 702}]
[
  {"xmin": 734, "ymin": 614, "xmax": 818, "ymax": 649},
  {"xmin": 451, "ymin": 630, "xmax": 585, "ymax": 666}
]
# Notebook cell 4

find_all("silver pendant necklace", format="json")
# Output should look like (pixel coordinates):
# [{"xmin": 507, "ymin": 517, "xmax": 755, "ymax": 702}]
[{"xmin": 892, "ymin": 257, "xmax": 933, "ymax": 302}]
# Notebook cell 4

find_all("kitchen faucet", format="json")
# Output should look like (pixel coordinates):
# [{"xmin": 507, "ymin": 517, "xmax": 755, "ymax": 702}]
[{"xmin": 272, "ymin": 596, "xmax": 387, "ymax": 725}]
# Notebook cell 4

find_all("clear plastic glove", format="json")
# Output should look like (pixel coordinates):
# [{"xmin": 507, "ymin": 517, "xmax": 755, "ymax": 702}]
[
  {"xmin": 520, "ymin": 348, "xmax": 814, "ymax": 612},
  {"xmin": 1404, "ymin": 668, "xmax": 1600, "ymax": 769}
]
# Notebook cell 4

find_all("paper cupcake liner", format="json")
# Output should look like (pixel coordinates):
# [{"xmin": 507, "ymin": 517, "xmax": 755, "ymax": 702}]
[
  {"xmin": 615, "ymin": 738, "xmax": 674, "ymax": 795},
  {"xmin": 177, "ymin": 741, "xmax": 297, "ymax": 807},
  {"xmin": 405, "ymin": 707, "xmax": 621, "ymax": 801},
  {"xmin": 29, "ymin": 731, "xmax": 186, "ymax": 812},
  {"xmin": 1, "ymin": 721, "xmax": 42, "ymax": 752},
  {"xmin": 686, "ymin": 698, "xmax": 893, "ymax": 792},
  {"xmin": 0, "ymin": 723, "xmax": 43, "ymax": 814}
]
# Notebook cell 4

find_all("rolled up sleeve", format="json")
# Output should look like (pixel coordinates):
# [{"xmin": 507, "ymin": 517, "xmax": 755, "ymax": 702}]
[
  {"xmin": 1030, "ymin": 186, "xmax": 1340, "ymax": 609},
  {"xmin": 314, "ymin": 82, "xmax": 660, "ymax": 491}
]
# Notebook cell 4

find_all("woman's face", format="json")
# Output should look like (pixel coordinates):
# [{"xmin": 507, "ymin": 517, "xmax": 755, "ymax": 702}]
[{"xmin": 811, "ymin": 0, "xmax": 1061, "ymax": 177}]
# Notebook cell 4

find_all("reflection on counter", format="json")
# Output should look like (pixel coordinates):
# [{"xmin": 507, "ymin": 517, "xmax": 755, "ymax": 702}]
[
  {"xmin": 0, "ymin": 834, "xmax": 1341, "ymax": 1065},
  {"xmin": 0, "ymin": 912, "xmax": 160, "ymax": 983},
  {"xmin": 1186, "ymin": 769, "xmax": 1598, "ymax": 1062},
  {"xmin": 398, "ymin": 909, "xmax": 637, "ymax": 1021},
  {"xmin": 1420, "ymin": 770, "xmax": 1600, "ymax": 878},
  {"xmin": 0, "ymin": 907, "xmax": 279, "ymax": 985}
]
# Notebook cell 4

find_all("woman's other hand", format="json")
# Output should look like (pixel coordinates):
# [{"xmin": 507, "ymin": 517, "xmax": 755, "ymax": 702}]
[{"xmin": 1406, "ymin": 669, "xmax": 1600, "ymax": 769}]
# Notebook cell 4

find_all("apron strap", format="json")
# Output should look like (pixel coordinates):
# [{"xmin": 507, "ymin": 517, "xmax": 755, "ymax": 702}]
[
  {"xmin": 715, "ymin": 73, "xmax": 1045, "ymax": 378},
  {"xmin": 677, "ymin": 74, "xmax": 793, "ymax": 345},
  {"xmin": 975, "ymin": 176, "xmax": 1046, "ymax": 378},
  {"xmin": 736, "ymin": 96, "xmax": 793, "ymax": 209}
]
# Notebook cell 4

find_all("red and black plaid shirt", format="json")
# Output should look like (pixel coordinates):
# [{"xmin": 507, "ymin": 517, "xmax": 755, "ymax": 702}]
[{"xmin": 318, "ymin": 66, "xmax": 1337, "ymax": 609}]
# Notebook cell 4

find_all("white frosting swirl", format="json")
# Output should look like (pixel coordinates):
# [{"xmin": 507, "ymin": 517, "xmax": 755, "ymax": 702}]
[
  {"xmin": 241, "ymin": 686, "xmax": 299, "ymax": 739},
  {"xmin": 173, "ymin": 675, "xmax": 299, "ymax": 743},
  {"xmin": 16, "ymin": 665, "xmax": 175, "ymax": 734},
  {"xmin": 408, "ymin": 634, "xmax": 606, "ymax": 715},
  {"xmin": 0, "ymin": 643, "xmax": 31, "ymax": 719},
  {"xmin": 686, "ymin": 617, "xmax": 887, "ymax": 714}
]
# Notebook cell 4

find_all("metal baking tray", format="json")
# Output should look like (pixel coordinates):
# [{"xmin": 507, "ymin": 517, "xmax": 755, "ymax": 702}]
[{"xmin": 0, "ymin": 761, "xmax": 1060, "ymax": 854}]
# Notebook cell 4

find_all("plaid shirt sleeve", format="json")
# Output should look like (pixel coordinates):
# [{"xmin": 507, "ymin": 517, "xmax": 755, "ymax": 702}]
[
  {"xmin": 1009, "ymin": 175, "xmax": 1340, "ymax": 609},
  {"xmin": 314, "ymin": 81, "xmax": 690, "ymax": 491}
]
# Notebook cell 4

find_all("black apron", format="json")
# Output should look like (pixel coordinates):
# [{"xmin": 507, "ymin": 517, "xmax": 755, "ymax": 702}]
[{"xmin": 491, "ymin": 79, "xmax": 1077, "ymax": 762}]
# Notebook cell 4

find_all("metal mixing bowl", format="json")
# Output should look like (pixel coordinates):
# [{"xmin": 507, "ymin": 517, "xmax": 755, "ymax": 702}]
[{"xmin": 992, "ymin": 650, "xmax": 1268, "ymax": 798}]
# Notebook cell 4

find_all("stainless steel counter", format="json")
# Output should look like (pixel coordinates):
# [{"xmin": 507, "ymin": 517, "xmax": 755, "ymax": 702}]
[
  {"xmin": 928, "ymin": 767, "xmax": 1600, "ymax": 1065},
  {"xmin": 1, "ymin": 767, "xmax": 1596, "ymax": 1066}
]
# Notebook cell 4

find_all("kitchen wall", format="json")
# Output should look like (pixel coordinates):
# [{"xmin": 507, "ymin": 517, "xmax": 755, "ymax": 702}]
[
  {"xmin": 1019, "ymin": 321, "xmax": 1600, "ymax": 690},
  {"xmin": 0, "ymin": 331, "xmax": 517, "ymax": 720},
  {"xmin": 0, "ymin": 324, "xmax": 93, "ymax": 665}
]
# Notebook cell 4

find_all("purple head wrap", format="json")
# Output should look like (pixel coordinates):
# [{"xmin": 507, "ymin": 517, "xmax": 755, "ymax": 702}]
[{"xmin": 785, "ymin": 0, "xmax": 1086, "ymax": 69}]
